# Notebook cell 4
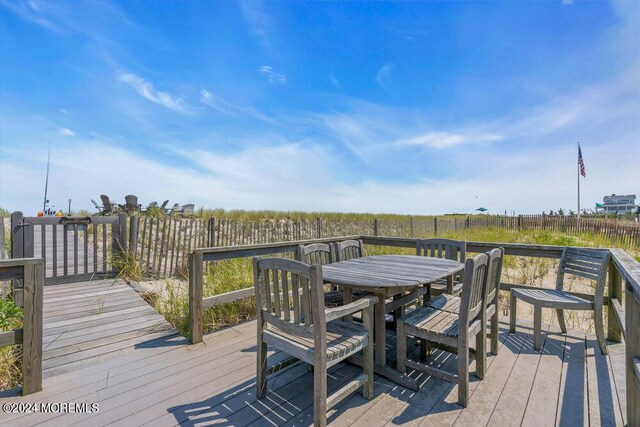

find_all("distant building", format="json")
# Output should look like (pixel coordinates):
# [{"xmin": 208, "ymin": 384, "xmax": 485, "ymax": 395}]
[{"xmin": 596, "ymin": 194, "xmax": 637, "ymax": 214}]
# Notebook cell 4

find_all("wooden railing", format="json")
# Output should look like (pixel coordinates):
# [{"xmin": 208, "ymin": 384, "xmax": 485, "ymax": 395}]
[
  {"xmin": 0, "ymin": 258, "xmax": 43, "ymax": 395},
  {"xmin": 188, "ymin": 235, "xmax": 640, "ymax": 422}
]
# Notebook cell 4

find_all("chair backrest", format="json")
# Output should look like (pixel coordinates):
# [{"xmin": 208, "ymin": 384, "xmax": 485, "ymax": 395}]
[
  {"xmin": 100, "ymin": 195, "xmax": 112, "ymax": 213},
  {"xmin": 160, "ymin": 200, "xmax": 169, "ymax": 209},
  {"xmin": 148, "ymin": 201, "xmax": 158, "ymax": 209},
  {"xmin": 417, "ymin": 238, "xmax": 466, "ymax": 262},
  {"xmin": 171, "ymin": 203, "xmax": 180, "ymax": 213},
  {"xmin": 459, "ymin": 252, "xmax": 490, "ymax": 327},
  {"xmin": 335, "ymin": 239, "xmax": 364, "ymax": 261},
  {"xmin": 556, "ymin": 247, "xmax": 610, "ymax": 299},
  {"xmin": 125, "ymin": 195, "xmax": 138, "ymax": 208},
  {"xmin": 253, "ymin": 257, "xmax": 325, "ymax": 338},
  {"xmin": 295, "ymin": 243, "xmax": 335, "ymax": 266},
  {"xmin": 90, "ymin": 199, "xmax": 100, "ymax": 209},
  {"xmin": 182, "ymin": 204, "xmax": 195, "ymax": 215},
  {"xmin": 483, "ymin": 247, "xmax": 504, "ymax": 309}
]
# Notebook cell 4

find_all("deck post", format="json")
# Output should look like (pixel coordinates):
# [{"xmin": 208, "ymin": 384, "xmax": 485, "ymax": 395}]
[
  {"xmin": 11, "ymin": 211, "xmax": 24, "ymax": 259},
  {"xmin": 626, "ymin": 277, "xmax": 640, "ymax": 425},
  {"xmin": 118, "ymin": 212, "xmax": 128, "ymax": 254},
  {"xmin": 189, "ymin": 251, "xmax": 204, "ymax": 344},
  {"xmin": 607, "ymin": 259, "xmax": 622, "ymax": 342},
  {"xmin": 21, "ymin": 260, "xmax": 43, "ymax": 395},
  {"xmin": 129, "ymin": 215, "xmax": 139, "ymax": 256}
]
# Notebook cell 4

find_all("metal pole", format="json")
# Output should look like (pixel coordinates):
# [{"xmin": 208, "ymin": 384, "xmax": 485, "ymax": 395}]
[{"xmin": 577, "ymin": 142, "xmax": 581, "ymax": 226}]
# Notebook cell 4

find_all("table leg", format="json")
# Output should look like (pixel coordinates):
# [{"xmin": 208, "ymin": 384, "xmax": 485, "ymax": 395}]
[
  {"xmin": 421, "ymin": 283, "xmax": 430, "ymax": 360},
  {"xmin": 392, "ymin": 293, "xmax": 404, "ymax": 323},
  {"xmin": 374, "ymin": 291, "xmax": 386, "ymax": 365}
]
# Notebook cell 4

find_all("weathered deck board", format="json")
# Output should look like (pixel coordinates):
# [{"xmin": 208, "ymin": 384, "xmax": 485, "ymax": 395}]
[
  {"xmin": 0, "ymin": 309, "xmax": 626, "ymax": 426},
  {"xmin": 40, "ymin": 279, "xmax": 176, "ymax": 378}
]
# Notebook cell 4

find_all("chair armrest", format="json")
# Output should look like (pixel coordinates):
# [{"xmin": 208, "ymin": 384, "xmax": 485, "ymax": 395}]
[{"xmin": 325, "ymin": 296, "xmax": 378, "ymax": 323}]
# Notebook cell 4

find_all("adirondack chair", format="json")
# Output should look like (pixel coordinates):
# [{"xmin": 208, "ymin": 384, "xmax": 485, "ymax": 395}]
[
  {"xmin": 397, "ymin": 252, "xmax": 491, "ymax": 407},
  {"xmin": 160, "ymin": 200, "xmax": 169, "ymax": 210},
  {"xmin": 253, "ymin": 257, "xmax": 376, "ymax": 426},
  {"xmin": 417, "ymin": 238, "xmax": 466, "ymax": 297},
  {"xmin": 169, "ymin": 203, "xmax": 180, "ymax": 215},
  {"xmin": 425, "ymin": 248, "xmax": 504, "ymax": 364},
  {"xmin": 182, "ymin": 204, "xmax": 195, "ymax": 216},
  {"xmin": 124, "ymin": 195, "xmax": 139, "ymax": 212},
  {"xmin": 100, "ymin": 195, "xmax": 114, "ymax": 214},
  {"xmin": 90, "ymin": 199, "xmax": 102, "ymax": 212},
  {"xmin": 295, "ymin": 243, "xmax": 343, "ymax": 307},
  {"xmin": 510, "ymin": 247, "xmax": 611, "ymax": 354}
]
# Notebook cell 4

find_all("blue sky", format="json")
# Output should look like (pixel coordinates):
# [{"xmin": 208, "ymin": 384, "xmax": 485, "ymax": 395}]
[{"xmin": 0, "ymin": 0, "xmax": 638, "ymax": 215}]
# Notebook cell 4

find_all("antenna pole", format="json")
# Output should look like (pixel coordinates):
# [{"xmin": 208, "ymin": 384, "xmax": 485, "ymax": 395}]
[{"xmin": 43, "ymin": 141, "xmax": 51, "ymax": 212}]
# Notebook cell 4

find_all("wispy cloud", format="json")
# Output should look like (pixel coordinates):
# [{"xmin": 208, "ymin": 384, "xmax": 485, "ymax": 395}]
[
  {"xmin": 59, "ymin": 127, "xmax": 75, "ymax": 136},
  {"xmin": 238, "ymin": 0, "xmax": 271, "ymax": 48},
  {"xmin": 375, "ymin": 63, "xmax": 395, "ymax": 93},
  {"xmin": 200, "ymin": 89, "xmax": 237, "ymax": 117},
  {"xmin": 397, "ymin": 132, "xmax": 503, "ymax": 149},
  {"xmin": 258, "ymin": 66, "xmax": 287, "ymax": 84},
  {"xmin": 200, "ymin": 88, "xmax": 276, "ymax": 124},
  {"xmin": 119, "ymin": 72, "xmax": 190, "ymax": 113},
  {"xmin": 330, "ymin": 73, "xmax": 342, "ymax": 90}
]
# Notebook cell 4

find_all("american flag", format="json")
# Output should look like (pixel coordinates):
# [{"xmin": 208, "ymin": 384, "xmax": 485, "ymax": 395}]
[{"xmin": 578, "ymin": 144, "xmax": 586, "ymax": 177}]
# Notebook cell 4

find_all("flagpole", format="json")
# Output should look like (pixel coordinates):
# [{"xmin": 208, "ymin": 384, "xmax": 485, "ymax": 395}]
[{"xmin": 577, "ymin": 142, "xmax": 580, "ymax": 225}]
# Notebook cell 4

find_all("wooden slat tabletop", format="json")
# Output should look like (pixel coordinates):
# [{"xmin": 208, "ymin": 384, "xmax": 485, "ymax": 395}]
[{"xmin": 322, "ymin": 255, "xmax": 463, "ymax": 288}]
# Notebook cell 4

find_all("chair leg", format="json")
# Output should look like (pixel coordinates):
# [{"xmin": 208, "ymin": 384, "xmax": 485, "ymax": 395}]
[
  {"xmin": 533, "ymin": 306, "xmax": 542, "ymax": 351},
  {"xmin": 364, "ymin": 307, "xmax": 374, "ymax": 399},
  {"xmin": 476, "ymin": 326, "xmax": 487, "ymax": 380},
  {"xmin": 343, "ymin": 287, "xmax": 353, "ymax": 323},
  {"xmin": 491, "ymin": 309, "xmax": 500, "ymax": 354},
  {"xmin": 314, "ymin": 358, "xmax": 328, "ymax": 427},
  {"xmin": 509, "ymin": 293, "xmax": 517, "ymax": 334},
  {"xmin": 256, "ymin": 331, "xmax": 268, "ymax": 399},
  {"xmin": 556, "ymin": 309, "xmax": 567, "ymax": 333},
  {"xmin": 457, "ymin": 340, "xmax": 470, "ymax": 407},
  {"xmin": 396, "ymin": 321, "xmax": 407, "ymax": 374},
  {"xmin": 593, "ymin": 305, "xmax": 608, "ymax": 355}
]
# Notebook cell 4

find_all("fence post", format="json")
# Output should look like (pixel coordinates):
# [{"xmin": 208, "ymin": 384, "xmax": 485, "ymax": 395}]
[
  {"xmin": 0, "ymin": 219, "xmax": 6, "ymax": 260},
  {"xmin": 119, "ymin": 212, "xmax": 128, "ymax": 253},
  {"xmin": 129, "ymin": 216, "xmax": 139, "ymax": 256},
  {"xmin": 189, "ymin": 251, "xmax": 204, "ymax": 344},
  {"xmin": 316, "ymin": 217, "xmax": 321, "ymax": 239},
  {"xmin": 11, "ymin": 211, "xmax": 25, "ymax": 260},
  {"xmin": 410, "ymin": 216, "xmax": 414, "ymax": 237},
  {"xmin": 208, "ymin": 218, "xmax": 216, "ymax": 247},
  {"xmin": 21, "ymin": 260, "xmax": 43, "ymax": 395},
  {"xmin": 374, "ymin": 218, "xmax": 378, "ymax": 236},
  {"xmin": 434, "ymin": 217, "xmax": 438, "ymax": 236},
  {"xmin": 518, "ymin": 215, "xmax": 522, "ymax": 231},
  {"xmin": 607, "ymin": 259, "xmax": 622, "ymax": 342},
  {"xmin": 465, "ymin": 215, "xmax": 470, "ymax": 230}
]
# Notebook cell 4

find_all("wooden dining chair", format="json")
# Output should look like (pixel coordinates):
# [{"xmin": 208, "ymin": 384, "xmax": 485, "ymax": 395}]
[
  {"xmin": 295, "ymin": 243, "xmax": 343, "ymax": 307},
  {"xmin": 416, "ymin": 238, "xmax": 466, "ymax": 297},
  {"xmin": 397, "ymin": 252, "xmax": 490, "ymax": 407},
  {"xmin": 510, "ymin": 247, "xmax": 610, "ymax": 353},
  {"xmin": 253, "ymin": 257, "xmax": 376, "ymax": 426},
  {"xmin": 335, "ymin": 239, "xmax": 364, "ymax": 261},
  {"xmin": 425, "ymin": 248, "xmax": 504, "ymax": 364}
]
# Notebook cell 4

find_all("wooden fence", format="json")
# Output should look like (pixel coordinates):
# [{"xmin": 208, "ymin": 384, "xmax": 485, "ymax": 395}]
[
  {"xmin": 186, "ymin": 235, "xmax": 640, "ymax": 423},
  {"xmin": 0, "ymin": 258, "xmax": 43, "ymax": 395},
  {"xmin": 135, "ymin": 214, "xmax": 639, "ymax": 278}
]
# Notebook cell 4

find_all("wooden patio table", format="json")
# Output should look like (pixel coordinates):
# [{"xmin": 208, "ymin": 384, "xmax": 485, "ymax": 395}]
[{"xmin": 322, "ymin": 254, "xmax": 464, "ymax": 390}]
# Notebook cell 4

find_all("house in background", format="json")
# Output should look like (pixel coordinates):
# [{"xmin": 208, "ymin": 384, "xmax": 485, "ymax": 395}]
[{"xmin": 596, "ymin": 194, "xmax": 638, "ymax": 214}]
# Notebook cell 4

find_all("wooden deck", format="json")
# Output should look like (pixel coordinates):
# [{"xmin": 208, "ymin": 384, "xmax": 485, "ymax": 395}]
[
  {"xmin": 41, "ymin": 279, "xmax": 176, "ymax": 378},
  {"xmin": 0, "ymin": 281, "xmax": 626, "ymax": 427}
]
